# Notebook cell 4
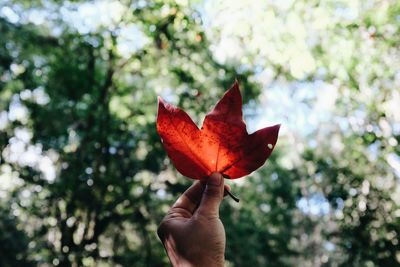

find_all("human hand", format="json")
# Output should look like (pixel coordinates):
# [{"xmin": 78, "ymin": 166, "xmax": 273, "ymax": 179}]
[{"xmin": 157, "ymin": 172, "xmax": 227, "ymax": 267}]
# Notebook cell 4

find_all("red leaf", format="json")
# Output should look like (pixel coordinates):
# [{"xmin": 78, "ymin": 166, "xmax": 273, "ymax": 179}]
[{"xmin": 157, "ymin": 81, "xmax": 280, "ymax": 180}]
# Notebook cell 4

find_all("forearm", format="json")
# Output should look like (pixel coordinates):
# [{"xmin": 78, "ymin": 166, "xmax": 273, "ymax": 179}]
[{"xmin": 163, "ymin": 239, "xmax": 224, "ymax": 267}]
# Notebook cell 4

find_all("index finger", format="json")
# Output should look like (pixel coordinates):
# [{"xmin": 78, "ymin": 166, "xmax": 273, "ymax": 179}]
[{"xmin": 171, "ymin": 181, "xmax": 205, "ymax": 215}]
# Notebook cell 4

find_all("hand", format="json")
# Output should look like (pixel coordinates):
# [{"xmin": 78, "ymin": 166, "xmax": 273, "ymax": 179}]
[{"xmin": 157, "ymin": 173, "xmax": 227, "ymax": 267}]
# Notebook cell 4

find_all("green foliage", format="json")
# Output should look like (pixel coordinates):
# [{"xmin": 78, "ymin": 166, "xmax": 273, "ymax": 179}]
[
  {"xmin": 0, "ymin": 1, "xmax": 256, "ymax": 266},
  {"xmin": 0, "ymin": 205, "xmax": 33, "ymax": 267},
  {"xmin": 1, "ymin": 0, "xmax": 399, "ymax": 267}
]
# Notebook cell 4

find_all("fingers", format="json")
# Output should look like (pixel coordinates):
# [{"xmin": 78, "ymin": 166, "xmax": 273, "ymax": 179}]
[
  {"xmin": 170, "ymin": 174, "xmax": 229, "ymax": 218},
  {"xmin": 171, "ymin": 180, "xmax": 205, "ymax": 215},
  {"xmin": 196, "ymin": 172, "xmax": 224, "ymax": 218}
]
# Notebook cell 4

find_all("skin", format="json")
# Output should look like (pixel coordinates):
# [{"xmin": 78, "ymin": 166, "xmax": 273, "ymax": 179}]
[{"xmin": 157, "ymin": 173, "xmax": 228, "ymax": 267}]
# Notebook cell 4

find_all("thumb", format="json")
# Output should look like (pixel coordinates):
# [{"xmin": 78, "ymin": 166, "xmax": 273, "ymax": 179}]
[{"xmin": 196, "ymin": 172, "xmax": 224, "ymax": 217}]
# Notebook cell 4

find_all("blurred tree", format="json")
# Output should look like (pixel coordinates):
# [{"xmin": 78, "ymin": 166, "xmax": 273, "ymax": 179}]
[
  {"xmin": 1, "ymin": 0, "xmax": 400, "ymax": 267},
  {"xmin": 205, "ymin": 0, "xmax": 400, "ymax": 266},
  {"xmin": 0, "ymin": 0, "xmax": 258, "ymax": 266}
]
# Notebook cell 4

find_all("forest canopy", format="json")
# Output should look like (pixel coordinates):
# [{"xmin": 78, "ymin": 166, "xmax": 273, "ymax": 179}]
[{"xmin": 0, "ymin": 0, "xmax": 399, "ymax": 266}]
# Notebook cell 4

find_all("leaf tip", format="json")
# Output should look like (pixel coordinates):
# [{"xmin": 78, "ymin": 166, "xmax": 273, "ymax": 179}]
[
  {"xmin": 275, "ymin": 124, "xmax": 281, "ymax": 134},
  {"xmin": 269, "ymin": 124, "xmax": 281, "ymax": 144},
  {"xmin": 157, "ymin": 96, "xmax": 168, "ymax": 111},
  {"xmin": 222, "ymin": 79, "xmax": 242, "ymax": 104},
  {"xmin": 231, "ymin": 79, "xmax": 240, "ymax": 92}
]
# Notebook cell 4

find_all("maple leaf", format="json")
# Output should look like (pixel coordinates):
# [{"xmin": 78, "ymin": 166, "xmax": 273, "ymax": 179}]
[{"xmin": 157, "ymin": 81, "xmax": 280, "ymax": 180}]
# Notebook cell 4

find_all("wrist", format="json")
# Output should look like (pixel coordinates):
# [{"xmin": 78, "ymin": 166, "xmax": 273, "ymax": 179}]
[
  {"xmin": 165, "ymin": 247, "xmax": 224, "ymax": 267},
  {"xmin": 170, "ymin": 257, "xmax": 224, "ymax": 267}
]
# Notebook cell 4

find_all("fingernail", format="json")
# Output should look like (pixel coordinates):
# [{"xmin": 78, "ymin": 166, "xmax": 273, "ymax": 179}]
[{"xmin": 208, "ymin": 172, "xmax": 222, "ymax": 186}]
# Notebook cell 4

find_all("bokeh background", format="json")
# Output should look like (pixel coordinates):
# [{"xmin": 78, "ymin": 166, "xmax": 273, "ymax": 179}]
[{"xmin": 1, "ymin": 0, "xmax": 400, "ymax": 266}]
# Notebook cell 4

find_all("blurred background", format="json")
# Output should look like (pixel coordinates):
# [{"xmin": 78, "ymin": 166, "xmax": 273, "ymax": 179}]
[{"xmin": 0, "ymin": 0, "xmax": 399, "ymax": 266}]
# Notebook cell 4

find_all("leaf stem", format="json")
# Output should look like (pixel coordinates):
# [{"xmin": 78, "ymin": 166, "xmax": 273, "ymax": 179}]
[{"xmin": 224, "ymin": 188, "xmax": 240, "ymax": 202}]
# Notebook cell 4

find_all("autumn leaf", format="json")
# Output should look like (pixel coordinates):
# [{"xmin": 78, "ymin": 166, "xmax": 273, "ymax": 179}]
[{"xmin": 157, "ymin": 81, "xmax": 280, "ymax": 180}]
